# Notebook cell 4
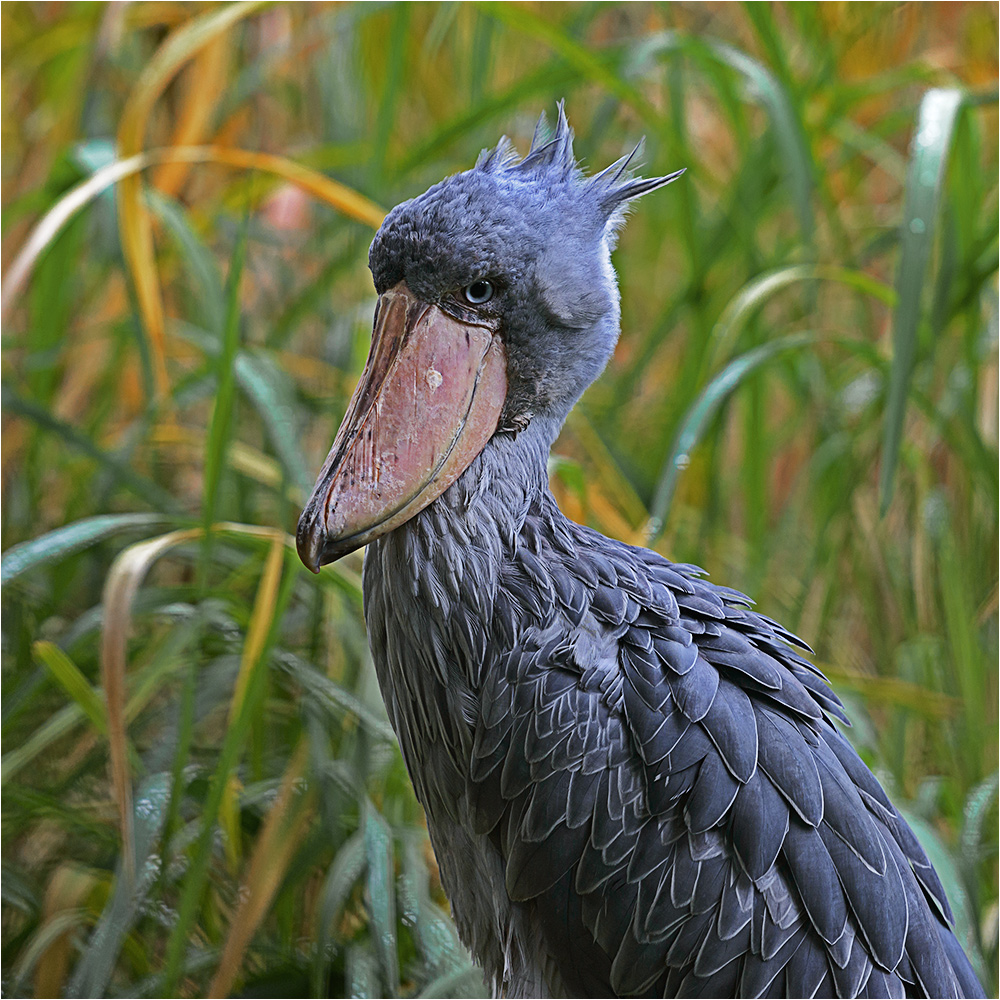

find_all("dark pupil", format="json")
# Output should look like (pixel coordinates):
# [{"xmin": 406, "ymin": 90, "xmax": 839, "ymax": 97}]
[{"xmin": 469, "ymin": 280, "xmax": 491, "ymax": 301}]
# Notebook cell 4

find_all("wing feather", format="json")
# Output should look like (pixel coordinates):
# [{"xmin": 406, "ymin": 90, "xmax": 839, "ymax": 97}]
[{"xmin": 460, "ymin": 524, "xmax": 982, "ymax": 997}]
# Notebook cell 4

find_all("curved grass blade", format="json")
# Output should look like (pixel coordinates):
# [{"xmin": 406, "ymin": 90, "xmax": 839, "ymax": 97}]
[
  {"xmin": 1, "ymin": 513, "xmax": 165, "ymax": 586},
  {"xmin": 879, "ymin": 88, "xmax": 964, "ymax": 513},
  {"xmin": 1, "ymin": 389, "xmax": 182, "ymax": 513},
  {"xmin": 364, "ymin": 800, "xmax": 399, "ymax": 997},
  {"xmin": 236, "ymin": 351, "xmax": 312, "ymax": 495},
  {"xmin": 208, "ymin": 740, "xmax": 313, "ymax": 999},
  {"xmin": 33, "ymin": 641, "xmax": 107, "ymax": 736},
  {"xmin": 116, "ymin": 0, "xmax": 268, "ymax": 399},
  {"xmin": 311, "ymin": 830, "xmax": 368, "ymax": 997},
  {"xmin": 703, "ymin": 264, "xmax": 895, "ymax": 378},
  {"xmin": 205, "ymin": 146, "xmax": 385, "ymax": 225},
  {"xmin": 100, "ymin": 528, "xmax": 202, "ymax": 879},
  {"xmin": 282, "ymin": 655, "xmax": 395, "ymax": 743},
  {"xmin": 630, "ymin": 30, "xmax": 816, "ymax": 247},
  {"xmin": 648, "ymin": 331, "xmax": 819, "ymax": 542},
  {"xmin": 66, "ymin": 774, "xmax": 172, "ymax": 1000},
  {"xmin": 161, "ymin": 541, "xmax": 298, "ymax": 997},
  {"xmin": 2, "ymin": 146, "xmax": 384, "ymax": 320},
  {"xmin": 707, "ymin": 37, "xmax": 816, "ymax": 248},
  {"xmin": 8, "ymin": 909, "xmax": 92, "ymax": 998},
  {"xmin": 27, "ymin": 862, "xmax": 99, "ymax": 999}
]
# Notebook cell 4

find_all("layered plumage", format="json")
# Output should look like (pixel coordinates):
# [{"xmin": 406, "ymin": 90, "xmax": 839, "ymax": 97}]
[{"xmin": 301, "ymin": 107, "xmax": 985, "ymax": 998}]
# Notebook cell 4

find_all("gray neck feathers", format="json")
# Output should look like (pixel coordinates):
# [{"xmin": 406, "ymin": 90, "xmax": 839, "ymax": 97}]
[{"xmin": 365, "ymin": 419, "xmax": 558, "ymax": 690}]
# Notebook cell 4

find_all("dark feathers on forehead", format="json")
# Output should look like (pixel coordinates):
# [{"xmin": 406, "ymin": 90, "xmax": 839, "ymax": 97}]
[{"xmin": 368, "ymin": 102, "xmax": 683, "ymax": 297}]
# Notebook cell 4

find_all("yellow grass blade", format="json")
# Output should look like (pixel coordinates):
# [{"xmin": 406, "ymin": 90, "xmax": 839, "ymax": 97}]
[
  {"xmin": 34, "ymin": 864, "xmax": 100, "ymax": 1000},
  {"xmin": 150, "ymin": 422, "xmax": 298, "ymax": 497},
  {"xmin": 219, "ymin": 773, "xmax": 244, "ymax": 873},
  {"xmin": 100, "ymin": 528, "xmax": 202, "ymax": 879},
  {"xmin": 153, "ymin": 35, "xmax": 230, "ymax": 195},
  {"xmin": 116, "ymin": 1, "xmax": 269, "ymax": 400},
  {"xmin": 2, "ymin": 146, "xmax": 384, "ymax": 319},
  {"xmin": 208, "ymin": 739, "xmax": 313, "ymax": 999},
  {"xmin": 207, "ymin": 147, "xmax": 386, "ymax": 228},
  {"xmin": 229, "ymin": 532, "xmax": 285, "ymax": 722}
]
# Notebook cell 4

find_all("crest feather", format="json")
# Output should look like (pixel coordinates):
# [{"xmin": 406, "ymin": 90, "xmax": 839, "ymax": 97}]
[
  {"xmin": 514, "ymin": 100, "xmax": 576, "ymax": 176},
  {"xmin": 476, "ymin": 102, "xmax": 683, "ymax": 220},
  {"xmin": 476, "ymin": 135, "xmax": 518, "ymax": 172}
]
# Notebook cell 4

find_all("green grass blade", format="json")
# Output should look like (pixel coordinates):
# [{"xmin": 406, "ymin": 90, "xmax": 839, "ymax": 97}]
[
  {"xmin": 235, "ymin": 351, "xmax": 312, "ymax": 495},
  {"xmin": 631, "ymin": 30, "xmax": 816, "ymax": 247},
  {"xmin": 371, "ymin": 4, "xmax": 410, "ymax": 183},
  {"xmin": 67, "ymin": 774, "xmax": 172, "ymax": 999},
  {"xmin": 32, "ymin": 641, "xmax": 107, "ymax": 736},
  {"xmin": 364, "ymin": 800, "xmax": 398, "ymax": 997},
  {"xmin": 347, "ymin": 943, "xmax": 381, "ymax": 999},
  {"xmin": 1, "ymin": 513, "xmax": 164, "ymax": 586},
  {"xmin": 160, "ymin": 548, "xmax": 298, "ymax": 995},
  {"xmin": 147, "ymin": 190, "xmax": 226, "ymax": 336},
  {"xmin": 199, "ymin": 220, "xmax": 248, "ymax": 582},
  {"xmin": 395, "ymin": 60, "xmax": 591, "ymax": 175},
  {"xmin": 706, "ymin": 38, "xmax": 816, "ymax": 248},
  {"xmin": 1, "ymin": 704, "xmax": 84, "ymax": 785},
  {"xmin": 475, "ymin": 3, "xmax": 658, "ymax": 124},
  {"xmin": 879, "ymin": 88, "xmax": 964, "ymax": 513},
  {"xmin": 703, "ymin": 264, "xmax": 895, "ymax": 378},
  {"xmin": 649, "ymin": 332, "xmax": 819, "ymax": 541},
  {"xmin": 1, "ymin": 389, "xmax": 182, "ymax": 513},
  {"xmin": 282, "ymin": 654, "xmax": 396, "ymax": 743},
  {"xmin": 26, "ymin": 211, "xmax": 85, "ymax": 403},
  {"xmin": 311, "ymin": 830, "xmax": 367, "ymax": 997}
]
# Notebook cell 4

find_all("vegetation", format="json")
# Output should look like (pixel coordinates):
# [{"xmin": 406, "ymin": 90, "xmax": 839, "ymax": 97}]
[{"xmin": 2, "ymin": 3, "xmax": 997, "ymax": 997}]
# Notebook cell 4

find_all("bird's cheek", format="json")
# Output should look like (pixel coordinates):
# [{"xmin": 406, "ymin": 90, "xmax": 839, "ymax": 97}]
[{"xmin": 296, "ymin": 282, "xmax": 507, "ymax": 570}]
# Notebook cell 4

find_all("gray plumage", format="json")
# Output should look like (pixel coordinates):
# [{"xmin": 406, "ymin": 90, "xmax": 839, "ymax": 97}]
[{"xmin": 345, "ymin": 107, "xmax": 985, "ymax": 998}]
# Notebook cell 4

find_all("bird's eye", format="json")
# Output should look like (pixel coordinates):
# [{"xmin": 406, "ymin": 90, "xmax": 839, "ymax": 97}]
[{"xmin": 463, "ymin": 279, "xmax": 494, "ymax": 305}]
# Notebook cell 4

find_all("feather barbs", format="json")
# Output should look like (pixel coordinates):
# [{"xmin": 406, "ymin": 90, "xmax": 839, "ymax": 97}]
[{"xmin": 476, "ymin": 100, "xmax": 685, "ymax": 223}]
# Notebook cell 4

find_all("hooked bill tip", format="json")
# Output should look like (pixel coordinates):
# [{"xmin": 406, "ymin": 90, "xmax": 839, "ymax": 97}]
[{"xmin": 295, "ymin": 517, "xmax": 323, "ymax": 574}]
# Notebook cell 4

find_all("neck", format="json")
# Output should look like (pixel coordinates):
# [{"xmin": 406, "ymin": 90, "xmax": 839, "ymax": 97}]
[
  {"xmin": 402, "ymin": 416, "xmax": 560, "ymax": 579},
  {"xmin": 449, "ymin": 416, "xmax": 559, "ymax": 517},
  {"xmin": 364, "ymin": 417, "xmax": 562, "ymax": 682}
]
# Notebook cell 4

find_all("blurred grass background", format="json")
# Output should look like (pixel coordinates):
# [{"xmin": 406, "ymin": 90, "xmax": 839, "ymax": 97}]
[{"xmin": 1, "ymin": 2, "xmax": 997, "ymax": 997}]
